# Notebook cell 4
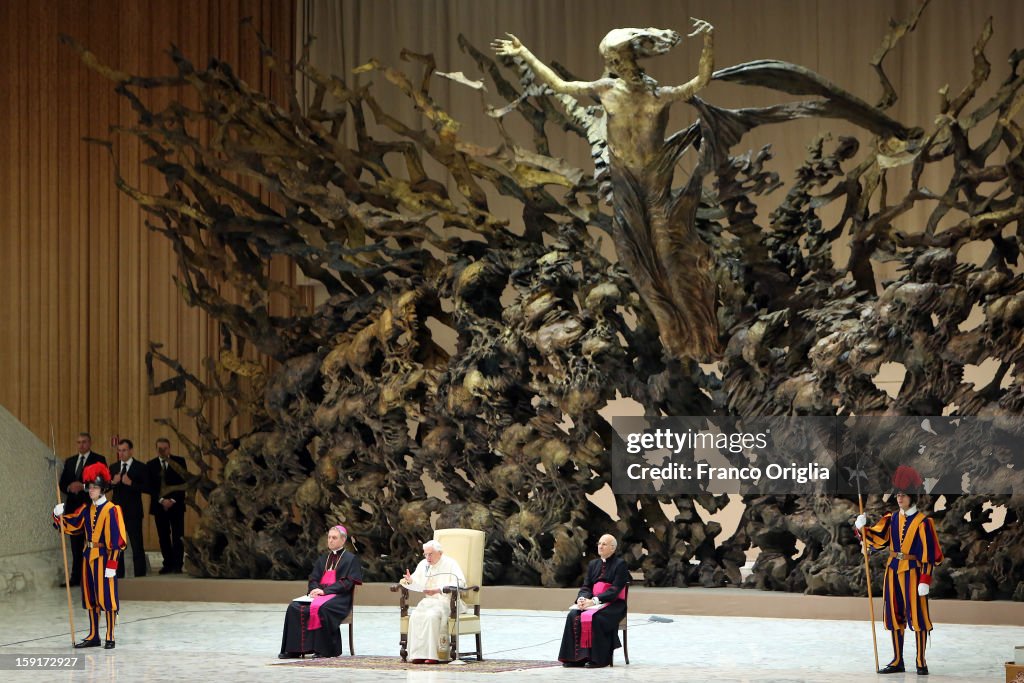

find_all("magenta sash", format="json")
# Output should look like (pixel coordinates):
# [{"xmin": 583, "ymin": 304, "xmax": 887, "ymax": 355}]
[
  {"xmin": 579, "ymin": 581, "xmax": 626, "ymax": 648},
  {"xmin": 307, "ymin": 569, "xmax": 337, "ymax": 630}
]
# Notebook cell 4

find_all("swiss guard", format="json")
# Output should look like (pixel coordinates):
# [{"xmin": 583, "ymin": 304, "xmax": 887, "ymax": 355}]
[
  {"xmin": 53, "ymin": 462, "xmax": 128, "ymax": 649},
  {"xmin": 854, "ymin": 465, "xmax": 943, "ymax": 675}
]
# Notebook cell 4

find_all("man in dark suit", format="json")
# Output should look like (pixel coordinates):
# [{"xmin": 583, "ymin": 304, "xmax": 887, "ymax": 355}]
[
  {"xmin": 147, "ymin": 438, "xmax": 187, "ymax": 574},
  {"xmin": 111, "ymin": 438, "xmax": 149, "ymax": 578},
  {"xmin": 58, "ymin": 432, "xmax": 106, "ymax": 586}
]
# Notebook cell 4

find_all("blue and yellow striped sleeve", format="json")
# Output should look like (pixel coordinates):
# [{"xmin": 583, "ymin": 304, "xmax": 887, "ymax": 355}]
[
  {"xmin": 54, "ymin": 504, "xmax": 87, "ymax": 535},
  {"xmin": 858, "ymin": 512, "xmax": 891, "ymax": 551},
  {"xmin": 916, "ymin": 516, "xmax": 943, "ymax": 583}
]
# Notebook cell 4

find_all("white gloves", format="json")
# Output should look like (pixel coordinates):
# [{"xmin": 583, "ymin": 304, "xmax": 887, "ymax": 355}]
[
  {"xmin": 53, "ymin": 503, "xmax": 65, "ymax": 517},
  {"xmin": 104, "ymin": 568, "xmax": 116, "ymax": 579},
  {"xmin": 918, "ymin": 583, "xmax": 929, "ymax": 597},
  {"xmin": 854, "ymin": 514, "xmax": 867, "ymax": 530}
]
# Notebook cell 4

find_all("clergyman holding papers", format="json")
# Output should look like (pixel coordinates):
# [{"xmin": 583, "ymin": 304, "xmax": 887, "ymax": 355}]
[
  {"xmin": 399, "ymin": 539, "xmax": 468, "ymax": 663},
  {"xmin": 278, "ymin": 525, "xmax": 362, "ymax": 659}
]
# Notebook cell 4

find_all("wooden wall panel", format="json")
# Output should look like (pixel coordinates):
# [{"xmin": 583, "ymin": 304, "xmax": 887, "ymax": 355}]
[{"xmin": 0, "ymin": 0, "xmax": 294, "ymax": 550}]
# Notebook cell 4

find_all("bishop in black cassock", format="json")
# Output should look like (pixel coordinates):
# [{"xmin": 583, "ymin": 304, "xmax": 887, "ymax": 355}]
[
  {"xmin": 558, "ymin": 534, "xmax": 629, "ymax": 668},
  {"xmin": 279, "ymin": 525, "xmax": 363, "ymax": 658}
]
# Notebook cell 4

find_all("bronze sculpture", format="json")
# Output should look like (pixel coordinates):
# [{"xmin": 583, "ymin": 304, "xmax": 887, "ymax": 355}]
[
  {"xmin": 61, "ymin": 3, "xmax": 1024, "ymax": 600},
  {"xmin": 494, "ymin": 21, "xmax": 719, "ymax": 361}
]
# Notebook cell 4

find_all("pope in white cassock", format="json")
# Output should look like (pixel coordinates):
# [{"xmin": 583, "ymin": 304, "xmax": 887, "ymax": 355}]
[{"xmin": 400, "ymin": 539, "xmax": 468, "ymax": 663}]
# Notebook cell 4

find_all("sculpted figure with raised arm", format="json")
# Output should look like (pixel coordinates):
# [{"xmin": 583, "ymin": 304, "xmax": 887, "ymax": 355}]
[{"xmin": 494, "ymin": 21, "xmax": 721, "ymax": 362}]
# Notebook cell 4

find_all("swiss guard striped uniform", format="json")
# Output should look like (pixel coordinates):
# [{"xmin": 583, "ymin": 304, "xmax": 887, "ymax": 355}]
[
  {"xmin": 55, "ymin": 491, "xmax": 128, "ymax": 646},
  {"xmin": 859, "ymin": 506, "xmax": 943, "ymax": 673}
]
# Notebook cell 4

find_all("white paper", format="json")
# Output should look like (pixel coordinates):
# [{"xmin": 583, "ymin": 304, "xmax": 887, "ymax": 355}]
[
  {"xmin": 569, "ymin": 602, "xmax": 600, "ymax": 611},
  {"xmin": 292, "ymin": 595, "xmax": 314, "ymax": 603}
]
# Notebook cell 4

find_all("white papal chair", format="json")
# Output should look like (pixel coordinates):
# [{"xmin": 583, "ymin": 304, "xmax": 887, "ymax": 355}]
[{"xmin": 391, "ymin": 528, "xmax": 484, "ymax": 661}]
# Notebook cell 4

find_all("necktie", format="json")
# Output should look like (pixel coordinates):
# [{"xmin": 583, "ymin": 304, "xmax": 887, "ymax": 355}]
[
  {"xmin": 121, "ymin": 463, "xmax": 128, "ymax": 476},
  {"xmin": 76, "ymin": 456, "xmax": 85, "ymax": 476}
]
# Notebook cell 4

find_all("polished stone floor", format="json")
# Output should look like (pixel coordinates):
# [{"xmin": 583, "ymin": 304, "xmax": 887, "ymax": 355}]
[{"xmin": 0, "ymin": 588, "xmax": 1020, "ymax": 682}]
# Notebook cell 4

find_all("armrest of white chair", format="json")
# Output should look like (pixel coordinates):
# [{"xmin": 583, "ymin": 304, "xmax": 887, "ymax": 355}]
[{"xmin": 442, "ymin": 584, "xmax": 480, "ymax": 616}]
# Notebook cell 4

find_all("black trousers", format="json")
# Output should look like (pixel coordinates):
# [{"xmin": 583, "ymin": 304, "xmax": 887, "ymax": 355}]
[
  {"xmin": 153, "ymin": 506, "xmax": 185, "ymax": 570},
  {"xmin": 118, "ymin": 515, "xmax": 147, "ymax": 578}
]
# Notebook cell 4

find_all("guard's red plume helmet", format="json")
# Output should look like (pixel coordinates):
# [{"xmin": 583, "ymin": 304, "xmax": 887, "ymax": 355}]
[
  {"xmin": 82, "ymin": 462, "xmax": 112, "ymax": 490},
  {"xmin": 892, "ymin": 465, "xmax": 924, "ymax": 495}
]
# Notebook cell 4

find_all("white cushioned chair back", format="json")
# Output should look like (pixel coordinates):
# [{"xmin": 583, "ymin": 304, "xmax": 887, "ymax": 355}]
[{"xmin": 433, "ymin": 528, "xmax": 484, "ymax": 607}]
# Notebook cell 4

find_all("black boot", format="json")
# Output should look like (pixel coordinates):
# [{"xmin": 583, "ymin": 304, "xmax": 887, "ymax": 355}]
[
  {"xmin": 76, "ymin": 609, "xmax": 101, "ymax": 648},
  {"xmin": 878, "ymin": 629, "xmax": 906, "ymax": 673},
  {"xmin": 103, "ymin": 611, "xmax": 118, "ymax": 649},
  {"xmin": 915, "ymin": 630, "xmax": 929, "ymax": 675}
]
